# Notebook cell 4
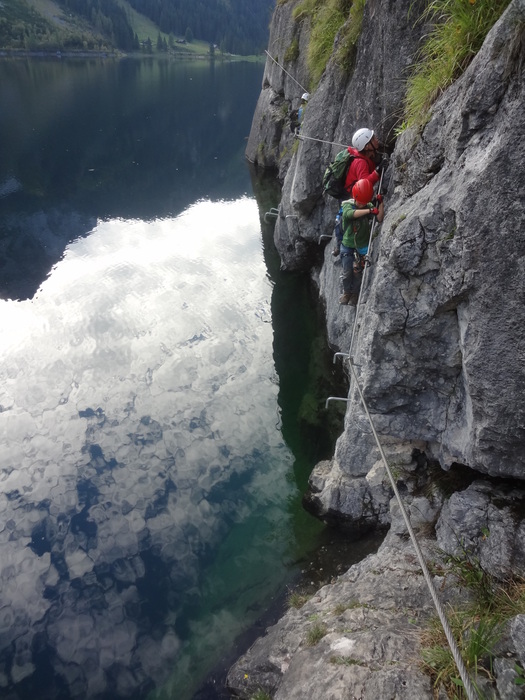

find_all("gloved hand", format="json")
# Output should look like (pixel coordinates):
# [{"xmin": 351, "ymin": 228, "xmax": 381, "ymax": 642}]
[
  {"xmin": 374, "ymin": 194, "xmax": 383, "ymax": 204},
  {"xmin": 375, "ymin": 156, "xmax": 390, "ymax": 173},
  {"xmin": 370, "ymin": 207, "xmax": 379, "ymax": 215}
]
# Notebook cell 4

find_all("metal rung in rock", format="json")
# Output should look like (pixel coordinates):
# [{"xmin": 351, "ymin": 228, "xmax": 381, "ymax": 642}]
[
  {"xmin": 264, "ymin": 208, "xmax": 279, "ymax": 223},
  {"xmin": 325, "ymin": 396, "xmax": 349, "ymax": 409}
]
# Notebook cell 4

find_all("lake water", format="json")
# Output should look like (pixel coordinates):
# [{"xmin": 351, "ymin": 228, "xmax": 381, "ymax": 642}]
[{"xmin": 0, "ymin": 57, "xmax": 375, "ymax": 700}]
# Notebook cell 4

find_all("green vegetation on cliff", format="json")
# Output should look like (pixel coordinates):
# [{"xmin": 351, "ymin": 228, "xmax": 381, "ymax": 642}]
[
  {"xmin": 421, "ymin": 551, "xmax": 525, "ymax": 698},
  {"xmin": 293, "ymin": 0, "xmax": 350, "ymax": 85},
  {"xmin": 292, "ymin": 0, "xmax": 364, "ymax": 86},
  {"xmin": 404, "ymin": 0, "xmax": 512, "ymax": 127},
  {"xmin": 287, "ymin": 0, "xmax": 510, "ymax": 126}
]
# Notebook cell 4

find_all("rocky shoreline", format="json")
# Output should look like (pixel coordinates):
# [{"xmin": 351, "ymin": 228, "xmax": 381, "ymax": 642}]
[
  {"xmin": 227, "ymin": 475, "xmax": 525, "ymax": 699},
  {"xmin": 193, "ymin": 530, "xmax": 383, "ymax": 699}
]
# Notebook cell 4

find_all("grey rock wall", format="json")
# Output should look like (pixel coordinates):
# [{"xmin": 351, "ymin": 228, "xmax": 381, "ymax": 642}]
[
  {"xmin": 248, "ymin": 0, "xmax": 428, "ymax": 273},
  {"xmin": 310, "ymin": 0, "xmax": 525, "ymax": 532},
  {"xmin": 247, "ymin": 0, "xmax": 525, "ymax": 528},
  {"xmin": 228, "ymin": 530, "xmax": 441, "ymax": 700},
  {"xmin": 245, "ymin": 0, "xmax": 312, "ymax": 178}
]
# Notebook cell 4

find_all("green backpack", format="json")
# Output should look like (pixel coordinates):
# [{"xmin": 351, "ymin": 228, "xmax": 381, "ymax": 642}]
[{"xmin": 322, "ymin": 149, "xmax": 354, "ymax": 199}]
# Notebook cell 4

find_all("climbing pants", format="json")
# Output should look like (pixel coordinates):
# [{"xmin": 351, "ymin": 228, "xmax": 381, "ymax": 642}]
[{"xmin": 340, "ymin": 244, "xmax": 362, "ymax": 296}]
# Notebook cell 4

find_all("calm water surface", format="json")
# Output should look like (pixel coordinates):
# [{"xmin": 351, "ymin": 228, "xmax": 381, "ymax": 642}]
[{"xmin": 0, "ymin": 57, "xmax": 369, "ymax": 700}]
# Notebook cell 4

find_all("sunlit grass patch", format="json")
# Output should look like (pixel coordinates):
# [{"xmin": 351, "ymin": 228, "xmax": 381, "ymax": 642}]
[
  {"xmin": 292, "ymin": 0, "xmax": 354, "ymax": 87},
  {"xmin": 404, "ymin": 0, "xmax": 512, "ymax": 127},
  {"xmin": 421, "ymin": 610, "xmax": 502, "ymax": 697},
  {"xmin": 420, "ymin": 549, "xmax": 525, "ymax": 697}
]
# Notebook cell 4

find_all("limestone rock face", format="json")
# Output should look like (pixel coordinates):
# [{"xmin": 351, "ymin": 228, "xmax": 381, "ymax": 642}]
[
  {"xmin": 228, "ymin": 486, "xmax": 525, "ymax": 699},
  {"xmin": 436, "ymin": 481, "xmax": 525, "ymax": 580},
  {"xmin": 310, "ymin": 0, "xmax": 525, "ymax": 531},
  {"xmin": 247, "ymin": 0, "xmax": 428, "ymax": 272},
  {"xmin": 245, "ymin": 0, "xmax": 312, "ymax": 178},
  {"xmin": 248, "ymin": 0, "xmax": 525, "ymax": 518}
]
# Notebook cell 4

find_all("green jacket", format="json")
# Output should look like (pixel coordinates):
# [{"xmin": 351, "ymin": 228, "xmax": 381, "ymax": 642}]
[{"xmin": 341, "ymin": 199, "xmax": 373, "ymax": 251}]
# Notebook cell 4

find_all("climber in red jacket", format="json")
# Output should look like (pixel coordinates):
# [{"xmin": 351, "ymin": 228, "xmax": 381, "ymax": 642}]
[
  {"xmin": 333, "ymin": 128, "xmax": 384, "ymax": 258},
  {"xmin": 343, "ymin": 127, "xmax": 381, "ymax": 195}
]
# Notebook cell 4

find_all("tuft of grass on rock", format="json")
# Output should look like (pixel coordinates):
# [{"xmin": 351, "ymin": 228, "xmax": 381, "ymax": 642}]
[
  {"xmin": 330, "ymin": 655, "xmax": 365, "ymax": 666},
  {"xmin": 284, "ymin": 36, "xmax": 300, "ymax": 62},
  {"xmin": 404, "ymin": 0, "xmax": 512, "ymax": 128},
  {"xmin": 288, "ymin": 589, "xmax": 311, "ymax": 609},
  {"xmin": 335, "ymin": 0, "xmax": 366, "ymax": 73},
  {"xmin": 249, "ymin": 690, "xmax": 272, "ymax": 700},
  {"xmin": 305, "ymin": 621, "xmax": 328, "ymax": 646},
  {"xmin": 293, "ymin": 0, "xmax": 354, "ymax": 87},
  {"xmin": 420, "ymin": 550, "xmax": 525, "ymax": 697}
]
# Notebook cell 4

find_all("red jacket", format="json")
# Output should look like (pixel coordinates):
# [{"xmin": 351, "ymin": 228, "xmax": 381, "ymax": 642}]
[{"xmin": 344, "ymin": 147, "xmax": 379, "ymax": 195}]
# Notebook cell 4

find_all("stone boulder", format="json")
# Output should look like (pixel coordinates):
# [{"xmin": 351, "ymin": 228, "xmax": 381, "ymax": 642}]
[{"xmin": 436, "ymin": 481, "xmax": 525, "ymax": 581}]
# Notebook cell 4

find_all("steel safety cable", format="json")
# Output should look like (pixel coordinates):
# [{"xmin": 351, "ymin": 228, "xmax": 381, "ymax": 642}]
[
  {"xmin": 348, "ymin": 169, "xmax": 384, "ymax": 362},
  {"xmin": 346, "ymin": 359, "xmax": 478, "ymax": 700},
  {"xmin": 261, "ymin": 53, "xmax": 351, "ymax": 150},
  {"xmin": 339, "ymin": 166, "xmax": 477, "ymax": 698},
  {"xmin": 295, "ymin": 131, "xmax": 351, "ymax": 150},
  {"xmin": 264, "ymin": 51, "xmax": 309, "ymax": 94},
  {"xmin": 303, "ymin": 133, "xmax": 350, "ymax": 148}
]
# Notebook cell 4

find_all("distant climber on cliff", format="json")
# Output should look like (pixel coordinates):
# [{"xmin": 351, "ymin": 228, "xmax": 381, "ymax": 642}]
[
  {"xmin": 332, "ymin": 128, "xmax": 388, "ymax": 258},
  {"xmin": 298, "ymin": 92, "xmax": 309, "ymax": 128},
  {"xmin": 339, "ymin": 178, "xmax": 384, "ymax": 306},
  {"xmin": 290, "ymin": 92, "xmax": 310, "ymax": 133}
]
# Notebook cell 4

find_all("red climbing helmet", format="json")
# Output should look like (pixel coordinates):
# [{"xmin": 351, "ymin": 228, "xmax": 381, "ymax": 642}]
[{"xmin": 352, "ymin": 179, "xmax": 374, "ymax": 204}]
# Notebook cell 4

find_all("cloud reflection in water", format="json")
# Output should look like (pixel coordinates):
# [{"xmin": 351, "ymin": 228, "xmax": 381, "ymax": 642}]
[{"xmin": 0, "ymin": 197, "xmax": 295, "ymax": 699}]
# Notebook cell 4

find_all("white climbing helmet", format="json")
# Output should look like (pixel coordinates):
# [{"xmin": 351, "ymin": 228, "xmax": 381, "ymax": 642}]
[
  {"xmin": 301, "ymin": 92, "xmax": 310, "ymax": 102},
  {"xmin": 352, "ymin": 128, "xmax": 374, "ymax": 151}
]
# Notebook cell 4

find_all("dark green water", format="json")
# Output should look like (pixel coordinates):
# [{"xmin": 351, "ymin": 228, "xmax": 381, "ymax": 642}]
[
  {"xmin": 1, "ymin": 57, "xmax": 262, "ymax": 298},
  {"xmin": 0, "ymin": 57, "xmax": 374, "ymax": 700}
]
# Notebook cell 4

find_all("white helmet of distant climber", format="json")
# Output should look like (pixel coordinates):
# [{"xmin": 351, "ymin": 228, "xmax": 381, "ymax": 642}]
[
  {"xmin": 352, "ymin": 128, "xmax": 374, "ymax": 152},
  {"xmin": 301, "ymin": 92, "xmax": 310, "ymax": 102}
]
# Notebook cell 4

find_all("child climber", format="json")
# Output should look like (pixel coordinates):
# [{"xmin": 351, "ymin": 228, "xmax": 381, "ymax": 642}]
[{"xmin": 339, "ymin": 179, "xmax": 384, "ymax": 306}]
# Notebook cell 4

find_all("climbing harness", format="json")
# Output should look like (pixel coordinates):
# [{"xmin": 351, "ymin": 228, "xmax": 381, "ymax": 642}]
[
  {"xmin": 264, "ymin": 51, "xmax": 309, "ymax": 95},
  {"xmin": 327, "ymin": 169, "xmax": 478, "ymax": 700}
]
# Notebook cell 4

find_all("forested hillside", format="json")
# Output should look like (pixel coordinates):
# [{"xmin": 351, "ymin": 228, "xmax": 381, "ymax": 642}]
[
  {"xmin": 0, "ymin": 0, "xmax": 273, "ymax": 54},
  {"xmin": 128, "ymin": 0, "xmax": 274, "ymax": 54}
]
